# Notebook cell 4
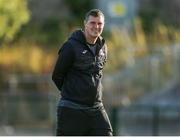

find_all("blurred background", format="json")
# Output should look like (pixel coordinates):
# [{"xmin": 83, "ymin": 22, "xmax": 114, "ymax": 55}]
[{"xmin": 0, "ymin": 0, "xmax": 180, "ymax": 135}]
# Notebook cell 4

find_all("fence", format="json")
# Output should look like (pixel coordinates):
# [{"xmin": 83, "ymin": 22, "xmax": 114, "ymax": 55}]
[
  {"xmin": 103, "ymin": 44, "xmax": 180, "ymax": 135},
  {"xmin": 0, "ymin": 45, "xmax": 179, "ymax": 135},
  {"xmin": 110, "ymin": 104, "xmax": 180, "ymax": 136},
  {"xmin": 103, "ymin": 45, "xmax": 180, "ymax": 106},
  {"xmin": 0, "ymin": 75, "xmax": 58, "ymax": 135}
]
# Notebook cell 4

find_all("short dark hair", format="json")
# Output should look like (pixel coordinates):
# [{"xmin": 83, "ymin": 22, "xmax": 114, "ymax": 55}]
[{"xmin": 85, "ymin": 9, "xmax": 104, "ymax": 22}]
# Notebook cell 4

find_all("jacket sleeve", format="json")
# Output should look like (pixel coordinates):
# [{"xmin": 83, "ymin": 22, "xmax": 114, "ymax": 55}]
[
  {"xmin": 104, "ymin": 43, "xmax": 108, "ymax": 64},
  {"xmin": 52, "ymin": 42, "xmax": 74, "ymax": 91}
]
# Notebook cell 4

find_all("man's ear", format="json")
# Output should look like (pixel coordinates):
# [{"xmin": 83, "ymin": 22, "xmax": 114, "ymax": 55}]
[
  {"xmin": 84, "ymin": 20, "xmax": 86, "ymax": 26},
  {"xmin": 84, "ymin": 20, "xmax": 87, "ymax": 26}
]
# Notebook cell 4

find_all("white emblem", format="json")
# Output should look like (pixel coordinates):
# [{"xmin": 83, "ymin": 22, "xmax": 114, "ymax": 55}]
[
  {"xmin": 82, "ymin": 50, "xmax": 88, "ymax": 54},
  {"xmin": 99, "ymin": 49, "xmax": 104, "ymax": 56}
]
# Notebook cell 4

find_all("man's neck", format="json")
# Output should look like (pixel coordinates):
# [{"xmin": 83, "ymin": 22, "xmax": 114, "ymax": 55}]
[
  {"xmin": 83, "ymin": 31, "xmax": 98, "ymax": 44},
  {"xmin": 86, "ymin": 37, "xmax": 97, "ymax": 44}
]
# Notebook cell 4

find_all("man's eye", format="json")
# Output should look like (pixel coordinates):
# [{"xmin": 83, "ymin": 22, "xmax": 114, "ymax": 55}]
[{"xmin": 90, "ymin": 22, "xmax": 96, "ymax": 25}]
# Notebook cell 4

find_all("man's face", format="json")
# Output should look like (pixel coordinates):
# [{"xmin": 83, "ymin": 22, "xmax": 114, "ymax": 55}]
[{"xmin": 84, "ymin": 15, "xmax": 104, "ymax": 38}]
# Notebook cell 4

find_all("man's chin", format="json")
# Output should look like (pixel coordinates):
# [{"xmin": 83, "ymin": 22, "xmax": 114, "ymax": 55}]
[{"xmin": 91, "ymin": 33, "xmax": 100, "ymax": 38}]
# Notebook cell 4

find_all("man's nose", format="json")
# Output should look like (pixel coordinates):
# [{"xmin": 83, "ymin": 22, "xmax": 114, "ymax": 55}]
[{"xmin": 94, "ymin": 23, "xmax": 99, "ymax": 28}]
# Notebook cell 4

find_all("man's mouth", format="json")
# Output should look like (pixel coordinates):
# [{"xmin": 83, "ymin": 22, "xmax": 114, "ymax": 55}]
[{"xmin": 92, "ymin": 30, "xmax": 99, "ymax": 34}]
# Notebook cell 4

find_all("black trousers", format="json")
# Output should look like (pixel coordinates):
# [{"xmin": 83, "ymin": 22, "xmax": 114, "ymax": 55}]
[{"xmin": 56, "ymin": 106, "xmax": 113, "ymax": 136}]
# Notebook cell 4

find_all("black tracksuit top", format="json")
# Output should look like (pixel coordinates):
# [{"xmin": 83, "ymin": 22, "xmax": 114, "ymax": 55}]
[{"xmin": 52, "ymin": 29, "xmax": 107, "ymax": 106}]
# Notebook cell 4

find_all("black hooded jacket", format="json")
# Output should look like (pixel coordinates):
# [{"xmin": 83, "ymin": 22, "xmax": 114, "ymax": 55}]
[{"xmin": 52, "ymin": 29, "xmax": 107, "ymax": 106}]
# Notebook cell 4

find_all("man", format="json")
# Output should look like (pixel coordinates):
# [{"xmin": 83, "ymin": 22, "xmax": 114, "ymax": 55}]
[{"xmin": 52, "ymin": 9, "xmax": 113, "ymax": 136}]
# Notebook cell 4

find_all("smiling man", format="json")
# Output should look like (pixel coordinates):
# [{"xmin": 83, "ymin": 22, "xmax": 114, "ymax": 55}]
[{"xmin": 52, "ymin": 9, "xmax": 113, "ymax": 136}]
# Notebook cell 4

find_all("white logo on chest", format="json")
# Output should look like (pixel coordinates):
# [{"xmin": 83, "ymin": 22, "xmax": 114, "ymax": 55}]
[{"xmin": 82, "ymin": 50, "xmax": 88, "ymax": 54}]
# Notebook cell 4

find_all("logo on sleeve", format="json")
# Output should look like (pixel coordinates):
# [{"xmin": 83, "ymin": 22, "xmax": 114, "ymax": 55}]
[
  {"xmin": 98, "ymin": 49, "xmax": 105, "ymax": 61},
  {"xmin": 99, "ymin": 49, "xmax": 105, "ymax": 56}
]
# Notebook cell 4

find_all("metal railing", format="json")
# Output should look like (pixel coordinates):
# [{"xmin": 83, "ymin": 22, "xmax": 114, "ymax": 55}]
[
  {"xmin": 0, "ymin": 75, "xmax": 58, "ymax": 135},
  {"xmin": 103, "ymin": 44, "xmax": 180, "ymax": 106},
  {"xmin": 103, "ymin": 44, "xmax": 180, "ymax": 135},
  {"xmin": 0, "ymin": 44, "xmax": 179, "ymax": 135},
  {"xmin": 112, "ymin": 104, "xmax": 180, "ymax": 136}
]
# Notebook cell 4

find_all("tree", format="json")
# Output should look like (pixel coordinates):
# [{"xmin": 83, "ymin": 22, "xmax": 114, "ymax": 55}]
[
  {"xmin": 0, "ymin": 0, "xmax": 30, "ymax": 43},
  {"xmin": 64, "ymin": 0, "xmax": 93, "ymax": 25}
]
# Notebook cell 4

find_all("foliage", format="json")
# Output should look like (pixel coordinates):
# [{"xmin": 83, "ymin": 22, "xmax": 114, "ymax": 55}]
[
  {"xmin": 0, "ymin": 0, "xmax": 30, "ymax": 43},
  {"xmin": 0, "ymin": 41, "xmax": 55, "ymax": 74},
  {"xmin": 64, "ymin": 0, "xmax": 93, "ymax": 25},
  {"xmin": 18, "ymin": 17, "xmax": 70, "ymax": 47},
  {"xmin": 138, "ymin": 0, "xmax": 179, "ymax": 34},
  {"xmin": 16, "ymin": 0, "xmax": 93, "ymax": 47},
  {"xmin": 104, "ymin": 18, "xmax": 180, "ymax": 74},
  {"xmin": 0, "ymin": 17, "xmax": 179, "ymax": 75},
  {"xmin": 138, "ymin": 9, "xmax": 159, "ymax": 34}
]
